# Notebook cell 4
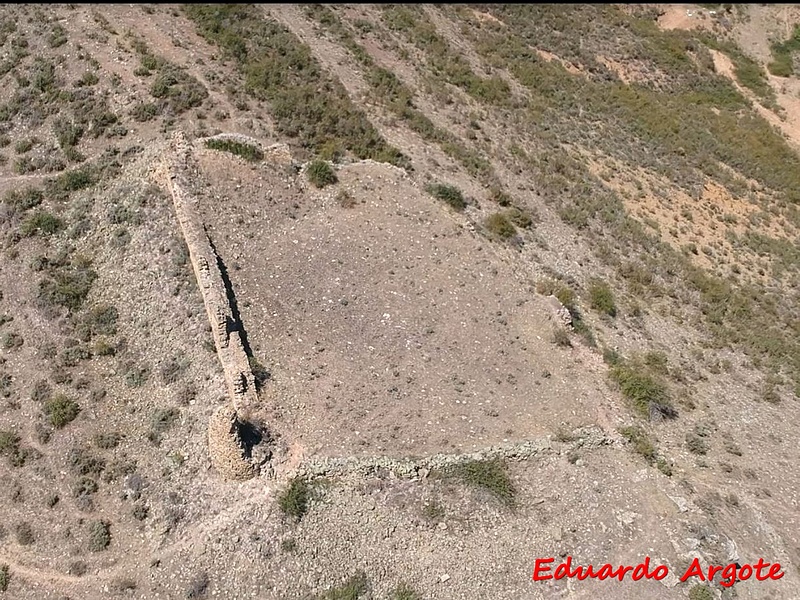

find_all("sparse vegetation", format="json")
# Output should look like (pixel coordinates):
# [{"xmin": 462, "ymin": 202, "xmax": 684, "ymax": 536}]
[
  {"xmin": 278, "ymin": 477, "xmax": 310, "ymax": 521},
  {"xmin": 588, "ymin": 280, "xmax": 617, "ymax": 317},
  {"xmin": 767, "ymin": 24, "xmax": 800, "ymax": 77},
  {"xmin": 147, "ymin": 407, "xmax": 180, "ymax": 445},
  {"xmin": 184, "ymin": 4, "xmax": 409, "ymax": 167},
  {"xmin": 391, "ymin": 582, "xmax": 421, "ymax": 600},
  {"xmin": 485, "ymin": 212, "xmax": 516, "ymax": 239},
  {"xmin": 619, "ymin": 425, "xmax": 656, "ymax": 464},
  {"xmin": 0, "ymin": 564, "xmax": 9, "ymax": 592},
  {"xmin": 439, "ymin": 458, "xmax": 516, "ymax": 508},
  {"xmin": 21, "ymin": 211, "xmax": 64, "ymax": 236},
  {"xmin": 319, "ymin": 571, "xmax": 369, "ymax": 600}
]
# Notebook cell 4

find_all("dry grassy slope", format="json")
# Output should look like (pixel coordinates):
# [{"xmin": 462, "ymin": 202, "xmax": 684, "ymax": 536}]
[{"xmin": 0, "ymin": 3, "xmax": 799, "ymax": 600}]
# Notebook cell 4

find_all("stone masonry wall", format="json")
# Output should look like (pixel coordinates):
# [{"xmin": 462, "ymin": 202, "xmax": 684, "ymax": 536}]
[{"xmin": 164, "ymin": 132, "xmax": 258, "ymax": 480}]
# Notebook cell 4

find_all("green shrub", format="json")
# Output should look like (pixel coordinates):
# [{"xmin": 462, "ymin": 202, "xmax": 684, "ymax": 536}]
[
  {"xmin": 688, "ymin": 584, "xmax": 713, "ymax": 600},
  {"xmin": 0, "ymin": 564, "xmax": 9, "ymax": 592},
  {"xmin": 278, "ymin": 477, "xmax": 310, "ymax": 521},
  {"xmin": 44, "ymin": 394, "xmax": 81, "ymax": 428},
  {"xmin": 588, "ymin": 280, "xmax": 617, "ymax": 317},
  {"xmin": 320, "ymin": 571, "xmax": 368, "ymax": 600},
  {"xmin": 306, "ymin": 160, "xmax": 337, "ymax": 188},
  {"xmin": 3, "ymin": 187, "xmax": 43, "ymax": 211},
  {"xmin": 37, "ymin": 255, "xmax": 97, "ymax": 312},
  {"xmin": 391, "ymin": 582, "xmax": 421, "ymax": 600},
  {"xmin": 130, "ymin": 102, "xmax": 159, "ymax": 122},
  {"xmin": 147, "ymin": 407, "xmax": 180, "ymax": 445},
  {"xmin": 425, "ymin": 182, "xmax": 466, "ymax": 211},
  {"xmin": 21, "ymin": 212, "xmax": 64, "ymax": 236},
  {"xmin": 205, "ymin": 138, "xmax": 263, "ymax": 161},
  {"xmin": 485, "ymin": 212, "xmax": 516, "ymax": 239},
  {"xmin": 609, "ymin": 363, "xmax": 673, "ymax": 418},
  {"xmin": 88, "ymin": 520, "xmax": 111, "ymax": 551},
  {"xmin": 440, "ymin": 458, "xmax": 516, "ymax": 508},
  {"xmin": 619, "ymin": 425, "xmax": 656, "ymax": 463}
]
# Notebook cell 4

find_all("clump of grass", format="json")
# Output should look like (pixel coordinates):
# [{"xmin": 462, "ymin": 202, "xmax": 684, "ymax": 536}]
[
  {"xmin": 609, "ymin": 362, "xmax": 674, "ymax": 420},
  {"xmin": 3, "ymin": 186, "xmax": 43, "ymax": 211},
  {"xmin": 588, "ymin": 279, "xmax": 617, "ymax": 317},
  {"xmin": 205, "ymin": 138, "xmax": 263, "ymax": 161},
  {"xmin": 485, "ymin": 212, "xmax": 516, "ymax": 239},
  {"xmin": 391, "ymin": 582, "xmax": 421, "ymax": 600},
  {"xmin": 439, "ymin": 458, "xmax": 516, "ymax": 508},
  {"xmin": 619, "ymin": 425, "xmax": 656, "ymax": 463},
  {"xmin": 767, "ymin": 24, "xmax": 800, "ymax": 77},
  {"xmin": 306, "ymin": 160, "xmax": 338, "ymax": 188},
  {"xmin": 147, "ymin": 407, "xmax": 180, "ymax": 445},
  {"xmin": 425, "ymin": 182, "xmax": 466, "ymax": 211},
  {"xmin": 552, "ymin": 328, "xmax": 572, "ymax": 348},
  {"xmin": 688, "ymin": 584, "xmax": 714, "ymax": 600},
  {"xmin": 21, "ymin": 211, "xmax": 64, "ymax": 236},
  {"xmin": 686, "ymin": 425, "xmax": 710, "ymax": 455},
  {"xmin": 320, "ymin": 571, "xmax": 369, "ymax": 600},
  {"xmin": 44, "ymin": 394, "xmax": 80, "ymax": 428},
  {"xmin": 278, "ymin": 477, "xmax": 310, "ymax": 521}
]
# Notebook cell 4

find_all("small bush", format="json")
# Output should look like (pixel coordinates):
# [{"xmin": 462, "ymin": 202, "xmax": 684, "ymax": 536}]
[
  {"xmin": 14, "ymin": 522, "xmax": 34, "ymax": 546},
  {"xmin": 21, "ymin": 212, "xmax": 64, "ymax": 236},
  {"xmin": 88, "ymin": 520, "xmax": 111, "ymax": 552},
  {"xmin": 147, "ymin": 407, "xmax": 180, "ymax": 445},
  {"xmin": 186, "ymin": 572, "xmax": 210, "ymax": 598},
  {"xmin": 619, "ymin": 425, "xmax": 656, "ymax": 463},
  {"xmin": 306, "ymin": 160, "xmax": 338, "ymax": 188},
  {"xmin": 278, "ymin": 477, "xmax": 310, "ymax": 521},
  {"xmin": 552, "ymin": 328, "xmax": 572, "ymax": 348},
  {"xmin": 130, "ymin": 102, "xmax": 159, "ymax": 122},
  {"xmin": 0, "ymin": 564, "xmax": 9, "ymax": 592},
  {"xmin": 688, "ymin": 584, "xmax": 713, "ymax": 600},
  {"xmin": 205, "ymin": 138, "xmax": 263, "ymax": 161},
  {"xmin": 507, "ymin": 206, "xmax": 534, "ymax": 229},
  {"xmin": 609, "ymin": 363, "xmax": 673, "ymax": 419},
  {"xmin": 321, "ymin": 571, "xmax": 368, "ymax": 600},
  {"xmin": 160, "ymin": 356, "xmax": 188, "ymax": 385},
  {"xmin": 44, "ymin": 394, "xmax": 81, "ymax": 428},
  {"xmin": 485, "ymin": 212, "xmax": 516, "ymax": 239},
  {"xmin": 3, "ymin": 187, "xmax": 43, "ymax": 210},
  {"xmin": 391, "ymin": 582, "xmax": 421, "ymax": 600},
  {"xmin": 686, "ymin": 431, "xmax": 710, "ymax": 455},
  {"xmin": 588, "ymin": 280, "xmax": 617, "ymax": 317},
  {"xmin": 94, "ymin": 432, "xmax": 122, "ymax": 449},
  {"xmin": 425, "ymin": 182, "xmax": 466, "ymax": 211},
  {"xmin": 440, "ymin": 458, "xmax": 516, "ymax": 508}
]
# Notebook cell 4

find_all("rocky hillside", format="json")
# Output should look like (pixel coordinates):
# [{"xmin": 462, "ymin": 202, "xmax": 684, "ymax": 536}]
[{"xmin": 1, "ymin": 4, "xmax": 799, "ymax": 599}]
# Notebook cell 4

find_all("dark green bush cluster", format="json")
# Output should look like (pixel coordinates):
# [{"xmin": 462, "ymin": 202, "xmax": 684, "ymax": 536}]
[
  {"xmin": 37, "ymin": 254, "xmax": 97, "ymax": 313},
  {"xmin": 425, "ymin": 182, "xmax": 466, "ymax": 211},
  {"xmin": 21, "ymin": 211, "xmax": 64, "ymax": 237}
]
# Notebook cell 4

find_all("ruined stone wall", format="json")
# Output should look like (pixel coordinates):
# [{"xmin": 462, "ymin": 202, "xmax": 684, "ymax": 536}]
[{"xmin": 164, "ymin": 132, "xmax": 258, "ymax": 480}]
